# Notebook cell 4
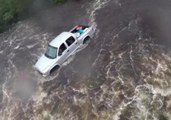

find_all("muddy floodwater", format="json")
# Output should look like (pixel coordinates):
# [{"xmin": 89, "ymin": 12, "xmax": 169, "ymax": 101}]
[{"xmin": 0, "ymin": 0, "xmax": 171, "ymax": 120}]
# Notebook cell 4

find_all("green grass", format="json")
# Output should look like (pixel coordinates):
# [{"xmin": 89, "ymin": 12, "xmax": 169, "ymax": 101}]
[
  {"xmin": 159, "ymin": 113, "xmax": 168, "ymax": 120},
  {"xmin": 51, "ymin": 0, "xmax": 66, "ymax": 4},
  {"xmin": 0, "ymin": 0, "xmax": 66, "ymax": 33},
  {"xmin": 0, "ymin": 0, "xmax": 33, "ymax": 32}
]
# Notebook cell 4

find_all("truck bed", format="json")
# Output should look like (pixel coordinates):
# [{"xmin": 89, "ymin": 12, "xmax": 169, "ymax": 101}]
[{"xmin": 70, "ymin": 25, "xmax": 89, "ymax": 34}]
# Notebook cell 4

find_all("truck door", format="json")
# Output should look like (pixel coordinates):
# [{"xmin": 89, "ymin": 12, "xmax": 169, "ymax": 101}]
[
  {"xmin": 57, "ymin": 43, "xmax": 68, "ymax": 65},
  {"xmin": 65, "ymin": 36, "xmax": 78, "ymax": 55}
]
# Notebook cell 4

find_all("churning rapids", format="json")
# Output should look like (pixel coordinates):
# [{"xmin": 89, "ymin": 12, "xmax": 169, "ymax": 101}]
[{"xmin": 0, "ymin": 0, "xmax": 171, "ymax": 119}]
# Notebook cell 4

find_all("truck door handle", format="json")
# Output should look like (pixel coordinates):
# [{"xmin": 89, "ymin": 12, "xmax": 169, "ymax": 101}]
[
  {"xmin": 76, "ymin": 42, "xmax": 78, "ymax": 44},
  {"xmin": 67, "ymin": 50, "xmax": 69, "ymax": 52}
]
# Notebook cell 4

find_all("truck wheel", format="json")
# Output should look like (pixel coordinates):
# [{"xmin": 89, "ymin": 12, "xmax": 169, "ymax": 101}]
[
  {"xmin": 50, "ymin": 65, "xmax": 60, "ymax": 75},
  {"xmin": 83, "ymin": 36, "xmax": 90, "ymax": 45}
]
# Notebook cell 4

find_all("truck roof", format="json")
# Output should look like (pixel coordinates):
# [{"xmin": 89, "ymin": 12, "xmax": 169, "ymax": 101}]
[{"xmin": 49, "ymin": 32, "xmax": 74, "ymax": 48}]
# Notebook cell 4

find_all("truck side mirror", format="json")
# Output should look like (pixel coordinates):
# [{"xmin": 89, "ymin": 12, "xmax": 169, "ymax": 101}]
[
  {"xmin": 58, "ymin": 52, "xmax": 62, "ymax": 56},
  {"xmin": 59, "ymin": 53, "xmax": 61, "ymax": 56}
]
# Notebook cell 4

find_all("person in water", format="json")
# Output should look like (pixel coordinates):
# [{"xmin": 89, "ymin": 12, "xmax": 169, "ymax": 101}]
[{"xmin": 76, "ymin": 26, "xmax": 84, "ymax": 34}]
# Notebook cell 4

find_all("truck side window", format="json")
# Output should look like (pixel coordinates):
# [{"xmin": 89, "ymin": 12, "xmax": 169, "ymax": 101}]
[
  {"xmin": 58, "ymin": 43, "xmax": 67, "ymax": 56},
  {"xmin": 66, "ymin": 37, "xmax": 75, "ymax": 46}
]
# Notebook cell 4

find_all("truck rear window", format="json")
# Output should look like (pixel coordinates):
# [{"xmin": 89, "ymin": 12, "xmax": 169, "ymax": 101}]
[{"xmin": 66, "ymin": 37, "xmax": 75, "ymax": 46}]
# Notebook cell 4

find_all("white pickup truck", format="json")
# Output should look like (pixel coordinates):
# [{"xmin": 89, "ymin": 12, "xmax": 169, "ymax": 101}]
[{"xmin": 35, "ymin": 24, "xmax": 95, "ymax": 76}]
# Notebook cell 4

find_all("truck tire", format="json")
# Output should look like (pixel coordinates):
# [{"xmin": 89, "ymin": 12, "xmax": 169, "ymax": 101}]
[
  {"xmin": 83, "ymin": 36, "xmax": 90, "ymax": 45},
  {"xmin": 50, "ymin": 65, "xmax": 60, "ymax": 75}
]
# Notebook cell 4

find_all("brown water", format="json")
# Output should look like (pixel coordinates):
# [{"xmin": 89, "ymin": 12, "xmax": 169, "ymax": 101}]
[{"xmin": 0, "ymin": 0, "xmax": 171, "ymax": 119}]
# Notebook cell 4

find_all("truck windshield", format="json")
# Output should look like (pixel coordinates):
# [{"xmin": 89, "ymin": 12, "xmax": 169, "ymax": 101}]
[{"xmin": 45, "ymin": 45, "xmax": 57, "ymax": 59}]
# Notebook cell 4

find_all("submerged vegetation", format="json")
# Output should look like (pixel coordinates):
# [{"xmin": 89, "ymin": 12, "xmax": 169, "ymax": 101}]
[{"xmin": 0, "ymin": 0, "xmax": 66, "ymax": 33}]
